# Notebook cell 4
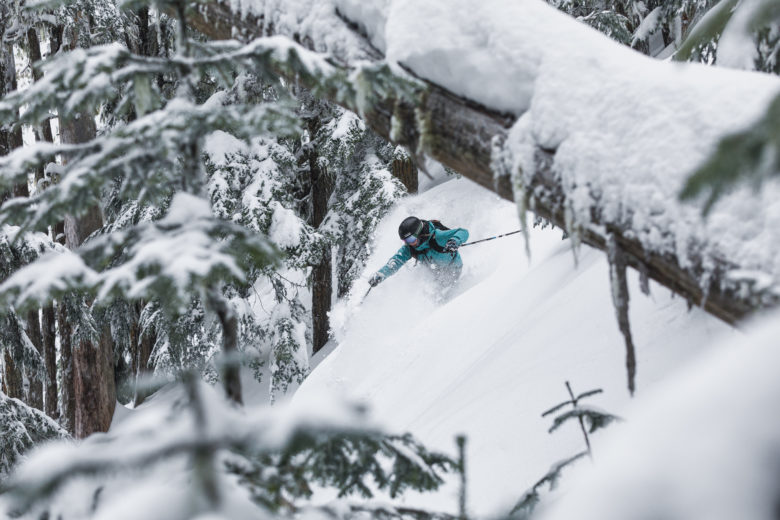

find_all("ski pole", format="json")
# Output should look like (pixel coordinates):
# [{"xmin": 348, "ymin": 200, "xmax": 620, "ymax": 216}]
[{"xmin": 460, "ymin": 229, "xmax": 523, "ymax": 247}]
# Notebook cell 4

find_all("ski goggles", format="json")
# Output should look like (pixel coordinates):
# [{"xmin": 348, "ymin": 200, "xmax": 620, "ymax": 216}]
[{"xmin": 403, "ymin": 235, "xmax": 419, "ymax": 245}]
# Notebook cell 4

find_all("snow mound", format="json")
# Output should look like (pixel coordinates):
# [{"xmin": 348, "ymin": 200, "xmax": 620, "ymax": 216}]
[
  {"xmin": 298, "ymin": 177, "xmax": 736, "ymax": 514},
  {"xmin": 543, "ymin": 311, "xmax": 780, "ymax": 520}
]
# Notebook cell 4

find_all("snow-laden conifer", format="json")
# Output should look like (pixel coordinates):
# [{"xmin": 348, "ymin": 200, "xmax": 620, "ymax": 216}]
[
  {"xmin": 316, "ymin": 107, "xmax": 406, "ymax": 297},
  {"xmin": 0, "ymin": 227, "xmax": 62, "ymax": 401},
  {"xmin": 511, "ymin": 382, "xmax": 620, "ymax": 518},
  {"xmin": 0, "ymin": 0, "xmax": 374, "ymax": 406},
  {"xmin": 0, "ymin": 390, "xmax": 68, "ymax": 481},
  {"xmin": 0, "ymin": 379, "xmax": 454, "ymax": 520}
]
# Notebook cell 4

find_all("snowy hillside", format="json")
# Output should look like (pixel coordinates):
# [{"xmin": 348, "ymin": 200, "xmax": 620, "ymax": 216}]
[{"xmin": 294, "ymin": 177, "xmax": 737, "ymax": 515}]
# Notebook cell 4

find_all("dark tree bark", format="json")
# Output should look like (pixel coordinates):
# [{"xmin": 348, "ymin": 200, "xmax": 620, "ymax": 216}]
[
  {"xmin": 208, "ymin": 290, "xmax": 242, "ymax": 405},
  {"xmin": 28, "ymin": 28, "xmax": 55, "ymax": 147},
  {"xmin": 307, "ymin": 119, "xmax": 333, "ymax": 354},
  {"xmin": 57, "ymin": 38, "xmax": 116, "ymax": 436},
  {"xmin": 26, "ymin": 309, "xmax": 44, "ymax": 410},
  {"xmin": 72, "ymin": 329, "xmax": 116, "ymax": 438},
  {"xmin": 61, "ymin": 184, "xmax": 116, "ymax": 437},
  {"xmin": 137, "ymin": 7, "xmax": 151, "ymax": 56},
  {"xmin": 50, "ymin": 25, "xmax": 64, "ymax": 55},
  {"xmin": 184, "ymin": 1, "xmax": 772, "ymax": 326},
  {"xmin": 42, "ymin": 304, "xmax": 58, "ymax": 418},
  {"xmin": 3, "ymin": 349, "xmax": 23, "ymax": 399},
  {"xmin": 392, "ymin": 157, "xmax": 418, "ymax": 194},
  {"xmin": 58, "ymin": 301, "xmax": 75, "ymax": 431}
]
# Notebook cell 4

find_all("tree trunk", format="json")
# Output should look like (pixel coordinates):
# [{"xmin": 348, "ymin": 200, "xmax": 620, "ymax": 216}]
[
  {"xmin": 208, "ymin": 290, "xmax": 242, "ymax": 405},
  {"xmin": 3, "ymin": 348, "xmax": 23, "ymax": 399},
  {"xmin": 26, "ymin": 309, "xmax": 44, "ymax": 410},
  {"xmin": 59, "ymin": 107, "xmax": 116, "ymax": 437},
  {"xmin": 184, "ymin": 1, "xmax": 772, "ymax": 325},
  {"xmin": 28, "ymin": 28, "xmax": 55, "ymax": 147},
  {"xmin": 62, "ymin": 202, "xmax": 116, "ymax": 437},
  {"xmin": 58, "ymin": 300, "xmax": 75, "ymax": 432},
  {"xmin": 137, "ymin": 7, "xmax": 150, "ymax": 56},
  {"xmin": 72, "ymin": 328, "xmax": 116, "ymax": 437},
  {"xmin": 308, "ymin": 119, "xmax": 333, "ymax": 355},
  {"xmin": 132, "ymin": 303, "xmax": 154, "ymax": 407},
  {"xmin": 392, "ymin": 157, "xmax": 418, "ymax": 194},
  {"xmin": 42, "ymin": 304, "xmax": 58, "ymax": 419}
]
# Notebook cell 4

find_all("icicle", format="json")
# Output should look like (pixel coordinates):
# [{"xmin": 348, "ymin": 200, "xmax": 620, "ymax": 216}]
[
  {"xmin": 639, "ymin": 261, "xmax": 650, "ymax": 296},
  {"xmin": 390, "ymin": 110, "xmax": 402, "ymax": 144},
  {"xmin": 564, "ymin": 203, "xmax": 580, "ymax": 267},
  {"xmin": 414, "ymin": 102, "xmax": 433, "ymax": 159},
  {"xmin": 493, "ymin": 134, "xmax": 532, "ymax": 261},
  {"xmin": 513, "ymin": 180, "xmax": 532, "ymax": 261},
  {"xmin": 607, "ymin": 233, "xmax": 637, "ymax": 397},
  {"xmin": 699, "ymin": 255, "xmax": 714, "ymax": 308}
]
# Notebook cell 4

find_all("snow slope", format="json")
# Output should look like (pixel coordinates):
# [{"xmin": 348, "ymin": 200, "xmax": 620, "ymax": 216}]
[{"xmin": 295, "ymin": 177, "xmax": 737, "ymax": 515}]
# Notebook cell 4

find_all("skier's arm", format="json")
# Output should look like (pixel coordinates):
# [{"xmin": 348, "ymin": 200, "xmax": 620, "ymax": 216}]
[
  {"xmin": 445, "ymin": 228, "xmax": 469, "ymax": 247},
  {"xmin": 377, "ymin": 246, "xmax": 412, "ymax": 278}
]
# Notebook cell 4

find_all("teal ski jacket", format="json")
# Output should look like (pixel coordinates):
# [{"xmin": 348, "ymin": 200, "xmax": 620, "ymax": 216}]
[{"xmin": 378, "ymin": 221, "xmax": 469, "ymax": 278}]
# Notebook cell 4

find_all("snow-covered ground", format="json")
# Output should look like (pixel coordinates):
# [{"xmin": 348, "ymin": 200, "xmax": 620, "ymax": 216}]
[
  {"xmin": 295, "ymin": 176, "xmax": 738, "ymax": 515},
  {"xmin": 11, "ymin": 175, "xmax": 774, "ymax": 520}
]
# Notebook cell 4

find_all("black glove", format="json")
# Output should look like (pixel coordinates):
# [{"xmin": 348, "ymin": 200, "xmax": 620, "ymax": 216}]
[
  {"xmin": 368, "ymin": 272, "xmax": 385, "ymax": 287},
  {"xmin": 444, "ymin": 238, "xmax": 460, "ymax": 252}
]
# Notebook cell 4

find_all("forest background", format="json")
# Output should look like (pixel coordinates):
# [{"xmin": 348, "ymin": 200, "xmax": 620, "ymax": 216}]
[{"xmin": 0, "ymin": 0, "xmax": 777, "ymax": 519}]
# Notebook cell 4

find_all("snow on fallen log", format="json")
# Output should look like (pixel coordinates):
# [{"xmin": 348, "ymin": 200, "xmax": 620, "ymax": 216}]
[{"xmin": 187, "ymin": 0, "xmax": 780, "ymax": 325}]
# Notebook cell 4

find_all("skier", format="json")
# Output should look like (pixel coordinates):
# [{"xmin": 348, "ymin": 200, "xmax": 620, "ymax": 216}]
[{"xmin": 368, "ymin": 216, "xmax": 469, "ymax": 289}]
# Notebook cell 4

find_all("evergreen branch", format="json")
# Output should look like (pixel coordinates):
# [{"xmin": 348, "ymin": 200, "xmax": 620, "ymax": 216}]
[
  {"xmin": 0, "ymin": 100, "xmax": 298, "ymax": 233},
  {"xmin": 510, "ymin": 451, "xmax": 588, "ymax": 517},
  {"xmin": 575, "ymin": 388, "xmax": 603, "ymax": 402},
  {"xmin": 0, "ymin": 35, "xmax": 405, "ymax": 132},
  {"xmin": 0, "ymin": 194, "xmax": 279, "ymax": 315},
  {"xmin": 541, "ymin": 399, "xmax": 573, "ymax": 418},
  {"xmin": 341, "ymin": 503, "xmax": 459, "ymax": 520},
  {"xmin": 680, "ymin": 93, "xmax": 780, "ymax": 214},
  {"xmin": 547, "ymin": 407, "xmax": 622, "ymax": 435},
  {"xmin": 673, "ymin": 0, "xmax": 740, "ymax": 62},
  {"xmin": 3, "ymin": 435, "xmax": 249, "ymax": 514},
  {"xmin": 0, "ymin": 392, "xmax": 69, "ymax": 481}
]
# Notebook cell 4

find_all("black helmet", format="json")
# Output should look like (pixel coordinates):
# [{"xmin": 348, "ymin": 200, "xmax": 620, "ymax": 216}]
[{"xmin": 399, "ymin": 216, "xmax": 427, "ymax": 242}]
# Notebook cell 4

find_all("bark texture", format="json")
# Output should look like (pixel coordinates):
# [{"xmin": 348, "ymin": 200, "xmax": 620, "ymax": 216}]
[
  {"xmin": 60, "ymin": 108, "xmax": 116, "ymax": 437},
  {"xmin": 3, "ymin": 349, "xmax": 23, "ymax": 399},
  {"xmin": 58, "ymin": 301, "xmax": 75, "ymax": 432},
  {"xmin": 392, "ymin": 157, "xmax": 418, "ymax": 194},
  {"xmin": 184, "ymin": 1, "xmax": 771, "ymax": 326},
  {"xmin": 28, "ymin": 28, "xmax": 56, "ymax": 147},
  {"xmin": 208, "ymin": 290, "xmax": 242, "ymax": 405},
  {"xmin": 307, "ymin": 119, "xmax": 333, "ymax": 355},
  {"xmin": 42, "ymin": 304, "xmax": 58, "ymax": 418},
  {"xmin": 72, "ymin": 330, "xmax": 116, "ymax": 438},
  {"xmin": 26, "ymin": 309, "xmax": 44, "ymax": 410}
]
